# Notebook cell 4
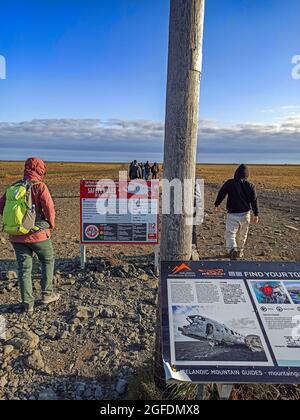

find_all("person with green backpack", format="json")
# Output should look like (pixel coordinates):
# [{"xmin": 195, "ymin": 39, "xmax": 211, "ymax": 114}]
[{"xmin": 0, "ymin": 157, "xmax": 60, "ymax": 314}]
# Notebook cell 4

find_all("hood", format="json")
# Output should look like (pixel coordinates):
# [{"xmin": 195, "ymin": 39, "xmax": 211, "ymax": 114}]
[
  {"xmin": 234, "ymin": 164, "xmax": 249, "ymax": 180},
  {"xmin": 24, "ymin": 157, "xmax": 47, "ymax": 182}
]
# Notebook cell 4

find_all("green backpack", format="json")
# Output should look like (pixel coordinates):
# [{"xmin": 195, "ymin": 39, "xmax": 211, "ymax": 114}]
[{"xmin": 2, "ymin": 180, "xmax": 41, "ymax": 236}]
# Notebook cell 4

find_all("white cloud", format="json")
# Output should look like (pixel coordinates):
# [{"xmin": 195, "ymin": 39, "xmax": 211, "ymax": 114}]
[
  {"xmin": 0, "ymin": 116, "xmax": 299, "ymax": 163},
  {"xmin": 281, "ymin": 105, "xmax": 300, "ymax": 111}
]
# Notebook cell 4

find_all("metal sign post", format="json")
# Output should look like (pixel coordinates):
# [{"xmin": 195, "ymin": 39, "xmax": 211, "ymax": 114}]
[{"xmin": 80, "ymin": 244, "xmax": 87, "ymax": 270}]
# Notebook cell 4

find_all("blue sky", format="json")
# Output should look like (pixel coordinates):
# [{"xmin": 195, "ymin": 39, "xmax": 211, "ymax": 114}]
[{"xmin": 0, "ymin": 0, "xmax": 299, "ymax": 163}]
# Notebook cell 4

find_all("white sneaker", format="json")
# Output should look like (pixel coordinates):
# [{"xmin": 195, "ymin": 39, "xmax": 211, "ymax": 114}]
[{"xmin": 42, "ymin": 293, "xmax": 61, "ymax": 305}]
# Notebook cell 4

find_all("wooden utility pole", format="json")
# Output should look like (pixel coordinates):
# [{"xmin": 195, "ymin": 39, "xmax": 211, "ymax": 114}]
[
  {"xmin": 154, "ymin": 0, "xmax": 205, "ymax": 390},
  {"xmin": 161, "ymin": 0, "xmax": 205, "ymax": 262}
]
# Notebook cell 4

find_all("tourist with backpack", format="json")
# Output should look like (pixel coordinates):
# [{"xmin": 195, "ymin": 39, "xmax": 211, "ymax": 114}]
[
  {"xmin": 0, "ymin": 158, "xmax": 60, "ymax": 314},
  {"xmin": 214, "ymin": 164, "xmax": 259, "ymax": 260}
]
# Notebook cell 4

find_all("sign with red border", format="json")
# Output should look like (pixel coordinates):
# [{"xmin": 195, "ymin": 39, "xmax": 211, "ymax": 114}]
[{"xmin": 80, "ymin": 180, "xmax": 159, "ymax": 245}]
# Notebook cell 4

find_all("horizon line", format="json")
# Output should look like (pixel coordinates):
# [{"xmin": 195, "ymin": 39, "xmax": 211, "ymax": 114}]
[{"xmin": 0, "ymin": 160, "xmax": 299, "ymax": 167}]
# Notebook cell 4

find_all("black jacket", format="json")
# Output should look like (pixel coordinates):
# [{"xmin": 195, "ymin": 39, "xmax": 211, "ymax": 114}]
[{"xmin": 214, "ymin": 165, "xmax": 259, "ymax": 216}]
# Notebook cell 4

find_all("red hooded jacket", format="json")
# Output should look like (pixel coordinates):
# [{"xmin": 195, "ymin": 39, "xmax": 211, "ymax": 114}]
[{"xmin": 0, "ymin": 158, "xmax": 55, "ymax": 243}]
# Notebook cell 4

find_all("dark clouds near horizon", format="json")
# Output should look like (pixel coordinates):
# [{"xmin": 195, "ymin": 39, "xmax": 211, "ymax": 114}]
[{"xmin": 0, "ymin": 117, "xmax": 299, "ymax": 163}]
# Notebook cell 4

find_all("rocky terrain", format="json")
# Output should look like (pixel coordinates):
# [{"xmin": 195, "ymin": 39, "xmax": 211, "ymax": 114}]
[
  {"xmin": 0, "ymin": 163, "xmax": 299, "ymax": 400},
  {"xmin": 0, "ymin": 255, "xmax": 157, "ymax": 400}
]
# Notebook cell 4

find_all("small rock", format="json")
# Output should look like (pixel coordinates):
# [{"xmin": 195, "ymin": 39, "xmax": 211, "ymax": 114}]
[
  {"xmin": 115, "ymin": 378, "xmax": 128, "ymax": 395},
  {"xmin": 98, "ymin": 351, "xmax": 109, "ymax": 361},
  {"xmin": 38, "ymin": 388, "xmax": 58, "ymax": 400},
  {"xmin": 6, "ymin": 271, "xmax": 18, "ymax": 281},
  {"xmin": 100, "ymin": 308, "xmax": 116, "ymax": 319},
  {"xmin": 75, "ymin": 307, "xmax": 89, "ymax": 320},
  {"xmin": 3, "ymin": 345, "xmax": 14, "ymax": 357},
  {"xmin": 83, "ymin": 388, "xmax": 92, "ymax": 399},
  {"xmin": 285, "ymin": 225, "xmax": 299, "ymax": 232},
  {"xmin": 24, "ymin": 350, "xmax": 45, "ymax": 371},
  {"xmin": 76, "ymin": 383, "xmax": 86, "ymax": 397},
  {"xmin": 96, "ymin": 261, "xmax": 106, "ymax": 273},
  {"xmin": 258, "ymin": 251, "xmax": 267, "ymax": 257},
  {"xmin": 121, "ymin": 264, "xmax": 130, "ymax": 274},
  {"xmin": 94, "ymin": 385, "xmax": 103, "ymax": 400},
  {"xmin": 112, "ymin": 268, "xmax": 125, "ymax": 278},
  {"xmin": 47, "ymin": 327, "xmax": 58, "ymax": 340},
  {"xmin": 33, "ymin": 281, "xmax": 41, "ymax": 291},
  {"xmin": 8, "ymin": 330, "xmax": 39, "ymax": 351},
  {"xmin": 0, "ymin": 375, "xmax": 8, "ymax": 389}
]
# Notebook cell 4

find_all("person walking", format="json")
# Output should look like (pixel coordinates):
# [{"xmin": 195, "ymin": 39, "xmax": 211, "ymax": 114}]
[
  {"xmin": 129, "ymin": 160, "xmax": 143, "ymax": 180},
  {"xmin": 144, "ymin": 161, "xmax": 152, "ymax": 180},
  {"xmin": 0, "ymin": 158, "xmax": 60, "ymax": 314},
  {"xmin": 151, "ymin": 163, "xmax": 160, "ymax": 180},
  {"xmin": 214, "ymin": 164, "xmax": 259, "ymax": 260},
  {"xmin": 139, "ymin": 162, "xmax": 145, "ymax": 179}
]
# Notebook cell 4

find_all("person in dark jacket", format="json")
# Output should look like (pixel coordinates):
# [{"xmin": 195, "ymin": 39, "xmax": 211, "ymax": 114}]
[
  {"xmin": 151, "ymin": 163, "xmax": 160, "ymax": 180},
  {"xmin": 214, "ymin": 164, "xmax": 259, "ymax": 260},
  {"xmin": 129, "ymin": 160, "xmax": 143, "ymax": 180},
  {"xmin": 144, "ymin": 161, "xmax": 151, "ymax": 180}
]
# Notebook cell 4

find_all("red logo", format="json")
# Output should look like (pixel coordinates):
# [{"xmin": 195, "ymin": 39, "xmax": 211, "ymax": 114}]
[
  {"xmin": 85, "ymin": 225, "xmax": 99, "ymax": 240},
  {"xmin": 172, "ymin": 264, "xmax": 192, "ymax": 274}
]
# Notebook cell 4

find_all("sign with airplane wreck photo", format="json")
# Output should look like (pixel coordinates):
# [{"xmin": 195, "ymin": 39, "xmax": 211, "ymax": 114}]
[
  {"xmin": 80, "ymin": 179, "xmax": 159, "ymax": 244},
  {"xmin": 161, "ymin": 261, "xmax": 300, "ymax": 384}
]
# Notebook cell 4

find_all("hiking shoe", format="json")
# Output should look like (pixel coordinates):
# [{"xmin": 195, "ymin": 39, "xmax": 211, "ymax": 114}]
[
  {"xmin": 239, "ymin": 250, "xmax": 245, "ymax": 259},
  {"xmin": 229, "ymin": 248, "xmax": 239, "ymax": 261},
  {"xmin": 22, "ymin": 304, "xmax": 34, "ymax": 316},
  {"xmin": 42, "ymin": 293, "xmax": 61, "ymax": 305}
]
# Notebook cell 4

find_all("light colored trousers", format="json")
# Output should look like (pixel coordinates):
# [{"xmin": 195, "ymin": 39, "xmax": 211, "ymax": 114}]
[{"xmin": 225, "ymin": 212, "xmax": 251, "ymax": 252}]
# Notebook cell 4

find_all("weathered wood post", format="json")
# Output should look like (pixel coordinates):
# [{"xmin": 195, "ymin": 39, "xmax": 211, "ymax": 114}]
[
  {"xmin": 161, "ymin": 0, "xmax": 205, "ymax": 262},
  {"xmin": 154, "ymin": 0, "xmax": 205, "ymax": 389}
]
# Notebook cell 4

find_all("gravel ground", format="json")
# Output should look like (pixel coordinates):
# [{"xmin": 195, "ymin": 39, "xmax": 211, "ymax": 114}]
[{"xmin": 0, "ymin": 164, "xmax": 299, "ymax": 400}]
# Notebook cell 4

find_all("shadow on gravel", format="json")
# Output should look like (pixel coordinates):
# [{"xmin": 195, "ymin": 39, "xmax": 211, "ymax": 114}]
[
  {"xmin": 10, "ymin": 374, "xmax": 112, "ymax": 400},
  {"xmin": 0, "ymin": 259, "xmax": 17, "ymax": 271},
  {"xmin": 0, "ymin": 258, "xmax": 82, "ymax": 272},
  {"xmin": 0, "ymin": 303, "xmax": 23, "ymax": 314}
]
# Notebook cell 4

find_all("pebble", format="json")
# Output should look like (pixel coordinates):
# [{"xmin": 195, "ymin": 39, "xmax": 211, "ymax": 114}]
[
  {"xmin": 38, "ymin": 388, "xmax": 58, "ymax": 400},
  {"xmin": 115, "ymin": 378, "xmax": 128, "ymax": 395},
  {"xmin": 24, "ymin": 350, "xmax": 45, "ymax": 371},
  {"xmin": 3, "ymin": 345, "xmax": 14, "ymax": 358}
]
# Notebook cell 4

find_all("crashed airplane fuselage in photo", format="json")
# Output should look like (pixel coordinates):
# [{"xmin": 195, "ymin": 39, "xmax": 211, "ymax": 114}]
[{"xmin": 178, "ymin": 315, "xmax": 264, "ymax": 352}]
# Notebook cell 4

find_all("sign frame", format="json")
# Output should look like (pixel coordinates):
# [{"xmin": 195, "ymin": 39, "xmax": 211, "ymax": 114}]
[
  {"xmin": 80, "ymin": 179, "xmax": 160, "ymax": 246},
  {"xmin": 161, "ymin": 261, "xmax": 300, "ymax": 385}
]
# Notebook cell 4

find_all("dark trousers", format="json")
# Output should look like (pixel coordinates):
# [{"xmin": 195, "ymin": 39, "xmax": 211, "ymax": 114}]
[{"xmin": 12, "ymin": 239, "xmax": 55, "ymax": 309}]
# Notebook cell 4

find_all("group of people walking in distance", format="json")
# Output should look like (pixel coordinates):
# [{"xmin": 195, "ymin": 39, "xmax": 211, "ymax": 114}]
[
  {"xmin": 129, "ymin": 160, "xmax": 160, "ymax": 180},
  {"xmin": 0, "ymin": 159, "xmax": 259, "ymax": 315}
]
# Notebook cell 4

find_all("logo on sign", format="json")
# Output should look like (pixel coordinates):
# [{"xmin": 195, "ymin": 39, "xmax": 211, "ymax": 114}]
[
  {"xmin": 85, "ymin": 225, "xmax": 99, "ymax": 240},
  {"xmin": 172, "ymin": 264, "xmax": 192, "ymax": 275}
]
